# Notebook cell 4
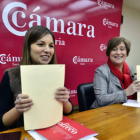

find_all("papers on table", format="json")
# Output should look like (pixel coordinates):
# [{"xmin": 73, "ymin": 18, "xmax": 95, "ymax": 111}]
[
  {"xmin": 122, "ymin": 99, "xmax": 140, "ymax": 108},
  {"xmin": 28, "ymin": 130, "xmax": 98, "ymax": 140},
  {"xmin": 28, "ymin": 130, "xmax": 47, "ymax": 140},
  {"xmin": 20, "ymin": 65, "xmax": 65, "ymax": 130},
  {"xmin": 27, "ymin": 116, "xmax": 98, "ymax": 140}
]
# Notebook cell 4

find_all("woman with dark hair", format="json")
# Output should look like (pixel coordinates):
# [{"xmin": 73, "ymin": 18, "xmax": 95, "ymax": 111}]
[
  {"xmin": 91, "ymin": 36, "xmax": 140, "ymax": 108},
  {"xmin": 0, "ymin": 26, "xmax": 73, "ymax": 131}
]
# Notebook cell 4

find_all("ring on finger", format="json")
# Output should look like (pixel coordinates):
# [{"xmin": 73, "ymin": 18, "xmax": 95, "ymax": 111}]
[
  {"xmin": 18, "ymin": 97, "xmax": 21, "ymax": 101},
  {"xmin": 18, "ymin": 97, "xmax": 21, "ymax": 103}
]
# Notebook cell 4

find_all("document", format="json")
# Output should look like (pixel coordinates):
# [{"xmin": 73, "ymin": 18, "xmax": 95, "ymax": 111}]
[
  {"xmin": 122, "ymin": 99, "xmax": 140, "ymax": 108},
  {"xmin": 20, "ymin": 65, "xmax": 65, "ymax": 130},
  {"xmin": 28, "ymin": 116, "xmax": 98, "ymax": 140},
  {"xmin": 136, "ymin": 65, "xmax": 140, "ymax": 102}
]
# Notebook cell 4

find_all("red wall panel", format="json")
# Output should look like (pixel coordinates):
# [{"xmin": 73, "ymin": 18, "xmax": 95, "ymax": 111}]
[{"xmin": 0, "ymin": 0, "xmax": 123, "ymax": 105}]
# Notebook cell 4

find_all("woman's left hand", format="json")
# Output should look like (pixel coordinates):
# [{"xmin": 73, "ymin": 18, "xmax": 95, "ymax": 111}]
[{"xmin": 55, "ymin": 87, "xmax": 70, "ymax": 104}]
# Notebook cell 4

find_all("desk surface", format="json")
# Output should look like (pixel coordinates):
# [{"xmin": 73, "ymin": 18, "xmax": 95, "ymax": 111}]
[
  {"xmin": 1, "ymin": 104, "xmax": 140, "ymax": 140},
  {"xmin": 68, "ymin": 103, "xmax": 140, "ymax": 140}
]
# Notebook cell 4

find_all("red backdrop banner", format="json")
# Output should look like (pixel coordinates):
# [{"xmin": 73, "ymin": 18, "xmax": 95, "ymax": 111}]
[{"xmin": 0, "ymin": 0, "xmax": 123, "ymax": 105}]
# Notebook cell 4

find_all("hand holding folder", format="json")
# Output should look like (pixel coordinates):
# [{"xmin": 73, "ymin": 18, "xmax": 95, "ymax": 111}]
[{"xmin": 20, "ymin": 65, "xmax": 65, "ymax": 130}]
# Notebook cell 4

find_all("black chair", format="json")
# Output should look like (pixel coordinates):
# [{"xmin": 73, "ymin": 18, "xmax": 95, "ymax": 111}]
[{"xmin": 77, "ymin": 82, "xmax": 96, "ymax": 112}]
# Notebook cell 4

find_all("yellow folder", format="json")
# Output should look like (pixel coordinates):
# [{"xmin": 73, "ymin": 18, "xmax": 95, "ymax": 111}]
[
  {"xmin": 20, "ymin": 65, "xmax": 65, "ymax": 130},
  {"xmin": 136, "ymin": 65, "xmax": 140, "ymax": 103}
]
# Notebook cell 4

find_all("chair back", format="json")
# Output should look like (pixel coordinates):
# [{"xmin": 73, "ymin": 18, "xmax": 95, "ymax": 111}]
[{"xmin": 77, "ymin": 82, "xmax": 96, "ymax": 112}]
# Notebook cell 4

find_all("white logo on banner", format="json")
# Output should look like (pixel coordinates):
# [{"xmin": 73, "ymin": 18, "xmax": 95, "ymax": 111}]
[
  {"xmin": 0, "ymin": 54, "xmax": 6, "ymax": 64},
  {"xmin": 103, "ymin": 18, "xmax": 118, "ymax": 28},
  {"xmin": 100, "ymin": 44, "xmax": 107, "ymax": 51},
  {"xmin": 2, "ymin": 2, "xmax": 95, "ymax": 38},
  {"xmin": 2, "ymin": 2, "xmax": 27, "ymax": 36},
  {"xmin": 97, "ymin": 0, "xmax": 114, "ymax": 9},
  {"xmin": 73, "ymin": 56, "xmax": 93, "ymax": 65},
  {"xmin": 68, "ymin": 89, "xmax": 77, "ymax": 97},
  {"xmin": 55, "ymin": 38, "xmax": 65, "ymax": 46},
  {"xmin": 0, "ymin": 54, "xmax": 21, "ymax": 66}
]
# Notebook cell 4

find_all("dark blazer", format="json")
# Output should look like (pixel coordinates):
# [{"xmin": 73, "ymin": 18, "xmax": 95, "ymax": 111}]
[{"xmin": 91, "ymin": 63, "xmax": 135, "ymax": 108}]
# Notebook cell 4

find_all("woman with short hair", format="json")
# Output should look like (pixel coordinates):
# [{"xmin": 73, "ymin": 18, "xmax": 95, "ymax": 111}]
[{"xmin": 91, "ymin": 36, "xmax": 140, "ymax": 108}]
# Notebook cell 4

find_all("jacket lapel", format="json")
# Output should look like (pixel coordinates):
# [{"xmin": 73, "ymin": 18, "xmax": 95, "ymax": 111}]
[{"xmin": 110, "ymin": 72, "xmax": 123, "ymax": 89}]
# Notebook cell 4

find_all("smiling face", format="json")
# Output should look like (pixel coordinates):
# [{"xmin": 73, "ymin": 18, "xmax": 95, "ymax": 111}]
[
  {"xmin": 109, "ymin": 41, "xmax": 127, "ymax": 67},
  {"xmin": 30, "ymin": 34, "xmax": 55, "ymax": 65}
]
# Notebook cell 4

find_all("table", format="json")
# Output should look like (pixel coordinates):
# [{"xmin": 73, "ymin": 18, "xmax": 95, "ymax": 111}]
[
  {"xmin": 68, "ymin": 103, "xmax": 140, "ymax": 140},
  {"xmin": 1, "ymin": 104, "xmax": 140, "ymax": 140}
]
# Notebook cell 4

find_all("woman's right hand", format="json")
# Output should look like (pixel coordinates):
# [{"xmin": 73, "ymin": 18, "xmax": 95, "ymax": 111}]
[
  {"xmin": 14, "ymin": 94, "xmax": 33, "ymax": 113},
  {"xmin": 126, "ymin": 80, "xmax": 140, "ymax": 96}
]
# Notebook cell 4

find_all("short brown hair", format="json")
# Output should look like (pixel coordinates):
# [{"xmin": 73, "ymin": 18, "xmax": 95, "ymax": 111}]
[
  {"xmin": 106, "ymin": 36, "xmax": 131, "ymax": 57},
  {"xmin": 20, "ymin": 25, "xmax": 57, "ymax": 65}
]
